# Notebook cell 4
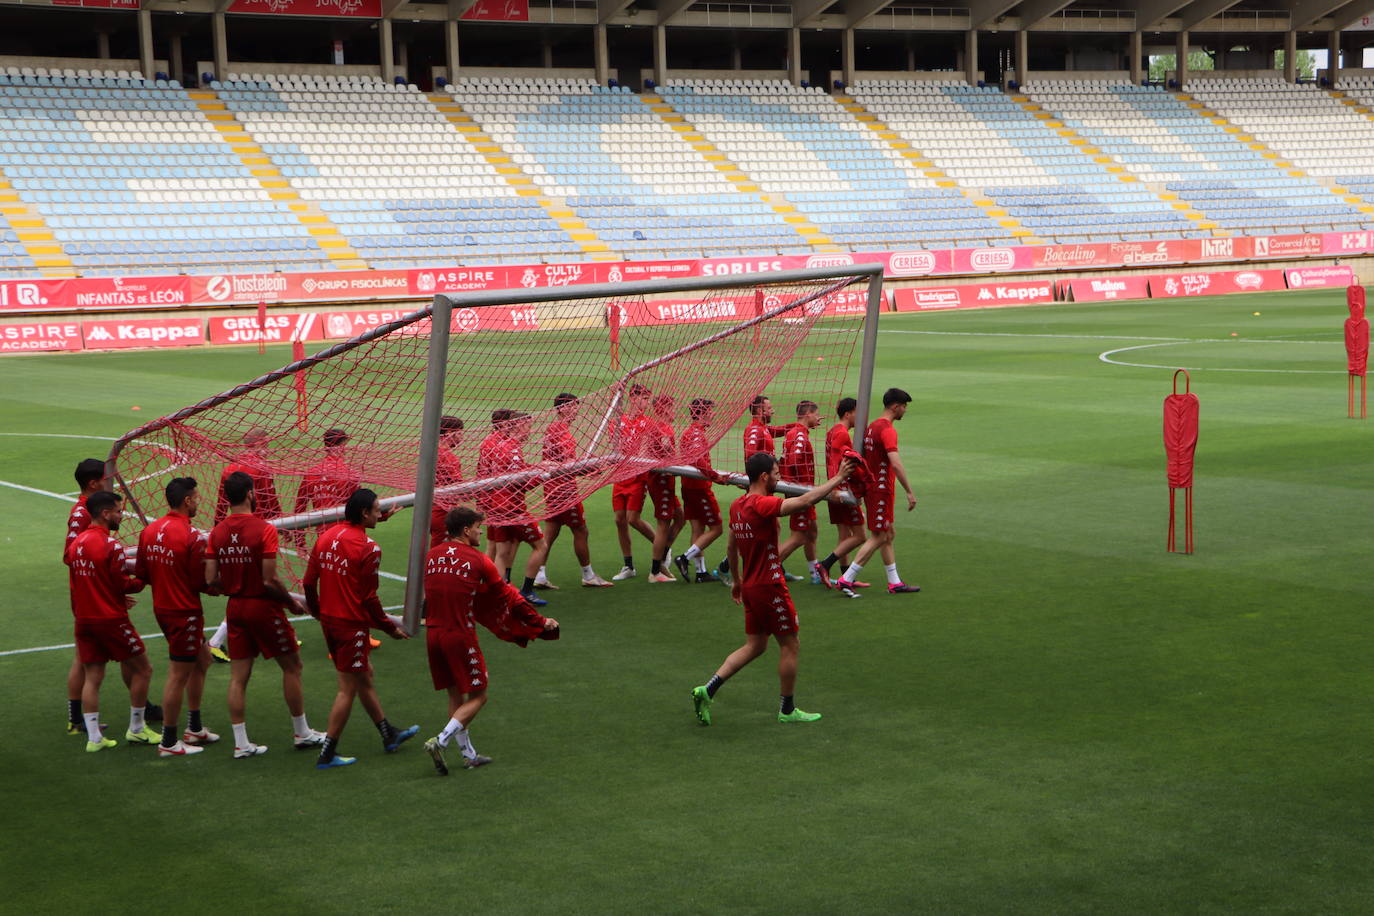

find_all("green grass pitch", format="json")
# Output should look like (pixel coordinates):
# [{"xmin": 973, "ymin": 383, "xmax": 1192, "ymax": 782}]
[{"xmin": 3, "ymin": 290, "xmax": 1372, "ymax": 913}]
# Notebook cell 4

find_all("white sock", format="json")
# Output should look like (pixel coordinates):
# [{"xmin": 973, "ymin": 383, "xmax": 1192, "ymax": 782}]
[
  {"xmin": 536, "ymin": 565, "xmax": 548, "ymax": 580},
  {"xmin": 695, "ymin": 556, "xmax": 708, "ymax": 573},
  {"xmin": 129, "ymin": 706, "xmax": 145, "ymax": 733},
  {"xmin": 581, "ymin": 565, "xmax": 596, "ymax": 581},
  {"xmin": 438, "ymin": 717, "xmax": 464, "ymax": 747},
  {"xmin": 683, "ymin": 544, "xmax": 701, "ymax": 560},
  {"xmin": 208, "ymin": 619, "xmax": 229, "ymax": 650},
  {"xmin": 843, "ymin": 562, "xmax": 865, "ymax": 583},
  {"xmin": 885, "ymin": 563, "xmax": 901, "ymax": 585},
  {"xmin": 456, "ymin": 728, "xmax": 477, "ymax": 760},
  {"xmin": 232, "ymin": 721, "xmax": 250, "ymax": 750},
  {"xmin": 291, "ymin": 714, "xmax": 311, "ymax": 738},
  {"xmin": 84, "ymin": 712, "xmax": 102, "ymax": 743}
]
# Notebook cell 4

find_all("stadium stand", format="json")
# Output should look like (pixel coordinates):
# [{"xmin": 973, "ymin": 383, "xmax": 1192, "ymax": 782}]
[
  {"xmin": 446, "ymin": 76, "xmax": 805, "ymax": 259},
  {"xmin": 853, "ymin": 79, "xmax": 1204, "ymax": 245},
  {"xmin": 1180, "ymin": 78, "xmax": 1374, "ymax": 226},
  {"xmin": 658, "ymin": 78, "xmax": 1018, "ymax": 251},
  {"xmin": 216, "ymin": 72, "xmax": 583, "ymax": 268},
  {"xmin": 0, "ymin": 67, "xmax": 324, "ymax": 277},
  {"xmin": 0, "ymin": 66, "xmax": 1372, "ymax": 278}
]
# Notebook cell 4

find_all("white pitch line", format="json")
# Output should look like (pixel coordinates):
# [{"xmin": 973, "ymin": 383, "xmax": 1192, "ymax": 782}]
[
  {"xmin": 1098, "ymin": 340, "xmax": 1346, "ymax": 375},
  {"xmin": 0, "ymin": 606, "xmax": 405, "ymax": 658}
]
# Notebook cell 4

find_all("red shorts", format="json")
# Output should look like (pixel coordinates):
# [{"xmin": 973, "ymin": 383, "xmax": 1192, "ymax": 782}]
[
  {"xmin": 648, "ymin": 474, "xmax": 680, "ymax": 521},
  {"xmin": 789, "ymin": 507, "xmax": 817, "ymax": 533},
  {"xmin": 828, "ymin": 501, "xmax": 864, "ymax": 528},
  {"xmin": 487, "ymin": 523, "xmax": 541, "ymax": 545},
  {"xmin": 740, "ymin": 583, "xmax": 799, "ymax": 636},
  {"xmin": 321, "ymin": 617, "xmax": 372, "ymax": 674},
  {"xmin": 226, "ymin": 597, "xmax": 298, "ymax": 661},
  {"xmin": 682, "ymin": 487, "xmax": 720, "ymax": 526},
  {"xmin": 74, "ymin": 617, "xmax": 147, "ymax": 665},
  {"xmin": 864, "ymin": 489, "xmax": 894, "ymax": 533},
  {"xmin": 154, "ymin": 608, "xmax": 205, "ymax": 661},
  {"xmin": 611, "ymin": 476, "xmax": 647, "ymax": 514},
  {"xmin": 426, "ymin": 625, "xmax": 488, "ymax": 693},
  {"xmin": 547, "ymin": 501, "xmax": 586, "ymax": 529}
]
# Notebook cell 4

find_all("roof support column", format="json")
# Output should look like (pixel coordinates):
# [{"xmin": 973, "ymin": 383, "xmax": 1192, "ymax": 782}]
[
  {"xmin": 1328, "ymin": 28, "xmax": 1341, "ymax": 86},
  {"xmin": 1129, "ymin": 29, "xmax": 1143, "ymax": 84},
  {"xmin": 653, "ymin": 24, "xmax": 668, "ymax": 86},
  {"xmin": 842, "ymin": 26, "xmax": 856, "ymax": 86},
  {"xmin": 138, "ymin": 8, "xmax": 155, "ymax": 80},
  {"xmin": 594, "ymin": 23, "xmax": 609, "ymax": 84},
  {"xmin": 212, "ymin": 12, "xmax": 228, "ymax": 80},
  {"xmin": 380, "ymin": 17, "xmax": 395, "ymax": 83},
  {"xmin": 1015, "ymin": 28, "xmax": 1028, "ymax": 84},
  {"xmin": 445, "ymin": 18, "xmax": 460, "ymax": 81},
  {"xmin": 788, "ymin": 26, "xmax": 802, "ymax": 85},
  {"xmin": 1175, "ymin": 29, "xmax": 1188, "ymax": 86},
  {"xmin": 965, "ymin": 28, "xmax": 979, "ymax": 85},
  {"xmin": 1283, "ymin": 29, "xmax": 1296, "ymax": 81}
]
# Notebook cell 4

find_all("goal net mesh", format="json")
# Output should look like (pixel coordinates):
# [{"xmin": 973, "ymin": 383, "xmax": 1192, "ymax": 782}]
[{"xmin": 108, "ymin": 273, "xmax": 871, "ymax": 588}]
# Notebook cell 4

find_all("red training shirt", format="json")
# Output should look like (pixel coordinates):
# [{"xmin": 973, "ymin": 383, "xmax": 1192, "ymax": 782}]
[
  {"xmin": 216, "ymin": 451, "xmax": 283, "ymax": 524},
  {"xmin": 863, "ymin": 417, "xmax": 900, "ymax": 497},
  {"xmin": 304, "ymin": 522, "xmax": 395, "ymax": 631},
  {"xmin": 476, "ymin": 431, "xmax": 528, "ymax": 522},
  {"xmin": 543, "ymin": 419, "xmax": 579, "ymax": 511},
  {"xmin": 780, "ymin": 423, "xmax": 816, "ymax": 486},
  {"xmin": 729, "ymin": 494, "xmax": 785, "ymax": 587},
  {"xmin": 209, "ymin": 513, "xmax": 279, "ymax": 601},
  {"xmin": 679, "ymin": 421, "xmax": 719, "ymax": 492},
  {"xmin": 825, "ymin": 423, "xmax": 853, "ymax": 478},
  {"xmin": 66, "ymin": 497, "xmax": 91, "ymax": 552},
  {"xmin": 136, "ymin": 512, "xmax": 207, "ymax": 612},
  {"xmin": 294, "ymin": 454, "xmax": 360, "ymax": 516},
  {"xmin": 65, "ymin": 524, "xmax": 144, "ymax": 621},
  {"xmin": 430, "ymin": 447, "xmax": 465, "ymax": 547},
  {"xmin": 423, "ymin": 541, "xmax": 525, "ymax": 630},
  {"xmin": 743, "ymin": 417, "xmax": 787, "ymax": 462}
]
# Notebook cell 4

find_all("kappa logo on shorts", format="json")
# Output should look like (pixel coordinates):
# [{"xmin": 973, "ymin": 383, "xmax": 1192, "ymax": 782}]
[{"xmin": 352, "ymin": 660, "xmax": 363, "ymax": 668}]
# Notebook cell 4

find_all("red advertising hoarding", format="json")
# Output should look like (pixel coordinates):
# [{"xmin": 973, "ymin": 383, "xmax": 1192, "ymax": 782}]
[
  {"xmin": 227, "ymin": 0, "xmax": 382, "ymax": 16},
  {"xmin": 892, "ymin": 280, "xmax": 1055, "ymax": 312},
  {"xmin": 82, "ymin": 317, "xmax": 204, "ymax": 350},
  {"xmin": 461, "ymin": 0, "xmax": 528, "ymax": 20},
  {"xmin": 0, "ymin": 321, "xmax": 83, "ymax": 353},
  {"xmin": 1285, "ymin": 265, "xmax": 1355, "ymax": 289},
  {"xmin": 206, "ymin": 312, "xmax": 326, "ymax": 345},
  {"xmin": 1067, "ymin": 276, "xmax": 1151, "ymax": 302},
  {"xmin": 1148, "ymin": 269, "xmax": 1286, "ymax": 298}
]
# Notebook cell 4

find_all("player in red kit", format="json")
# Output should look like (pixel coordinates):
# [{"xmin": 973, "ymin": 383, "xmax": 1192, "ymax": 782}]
[
  {"xmin": 690, "ymin": 451, "xmax": 855, "ymax": 726},
  {"xmin": 776, "ymin": 400, "xmax": 825, "ymax": 584},
  {"xmin": 209, "ymin": 471, "xmax": 327, "ymax": 758},
  {"xmin": 815, "ymin": 397, "xmax": 870, "ymax": 592},
  {"xmin": 836, "ymin": 388, "xmax": 919, "ymax": 595},
  {"xmin": 304, "ymin": 488, "xmax": 417, "ymax": 770},
  {"xmin": 673, "ymin": 398, "xmax": 730, "ymax": 584},
  {"xmin": 535, "ymin": 393, "xmax": 613, "ymax": 589},
  {"xmin": 215, "ymin": 428, "xmax": 282, "ymax": 524},
  {"xmin": 476, "ymin": 409, "xmax": 552, "ymax": 607},
  {"xmin": 429, "ymin": 415, "xmax": 466, "ymax": 548},
  {"xmin": 742, "ymin": 394, "xmax": 788, "ymax": 462},
  {"xmin": 293, "ymin": 427, "xmax": 360, "ymax": 519},
  {"xmin": 136, "ymin": 477, "xmax": 218, "ymax": 757},
  {"xmin": 63, "ymin": 458, "xmax": 161, "ymax": 734},
  {"xmin": 421, "ymin": 506, "xmax": 560, "ymax": 775},
  {"xmin": 610, "ymin": 383, "xmax": 656, "ymax": 580},
  {"xmin": 65, "ymin": 490, "xmax": 161, "ymax": 752},
  {"xmin": 646, "ymin": 393, "xmax": 685, "ymax": 583}
]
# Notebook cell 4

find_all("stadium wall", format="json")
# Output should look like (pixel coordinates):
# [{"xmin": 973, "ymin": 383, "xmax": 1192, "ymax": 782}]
[
  {"xmin": 0, "ymin": 54, "xmax": 169, "ymax": 74},
  {"xmin": 2, "ymin": 256, "xmax": 1367, "ymax": 354}
]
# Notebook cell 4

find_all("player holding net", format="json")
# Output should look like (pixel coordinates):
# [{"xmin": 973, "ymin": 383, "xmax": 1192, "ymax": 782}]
[{"xmin": 104, "ymin": 265, "xmax": 886, "ymax": 626}]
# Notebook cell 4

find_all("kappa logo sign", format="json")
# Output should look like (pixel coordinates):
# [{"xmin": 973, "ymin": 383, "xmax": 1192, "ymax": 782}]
[{"xmin": 83, "ymin": 319, "xmax": 203, "ymax": 349}]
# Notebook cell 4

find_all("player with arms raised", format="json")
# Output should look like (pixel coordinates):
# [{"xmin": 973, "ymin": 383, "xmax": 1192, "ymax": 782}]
[
  {"xmin": 208, "ymin": 471, "xmax": 326, "ymax": 758},
  {"xmin": 690, "ymin": 450, "xmax": 855, "ymax": 727},
  {"xmin": 534, "ymin": 393, "xmax": 613, "ymax": 589},
  {"xmin": 815, "ymin": 397, "xmax": 870, "ymax": 591},
  {"xmin": 304, "ymin": 488, "xmax": 418, "ymax": 770},
  {"xmin": 673, "ymin": 398, "xmax": 729, "ymax": 584},
  {"xmin": 836, "ymin": 388, "xmax": 919, "ymax": 595},
  {"xmin": 421, "ymin": 506, "xmax": 561, "ymax": 775},
  {"xmin": 136, "ymin": 477, "xmax": 218, "ymax": 757},
  {"xmin": 65, "ymin": 490, "xmax": 162, "ymax": 752}
]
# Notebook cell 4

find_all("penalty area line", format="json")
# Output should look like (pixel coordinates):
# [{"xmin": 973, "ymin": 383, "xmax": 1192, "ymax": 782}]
[{"xmin": 0, "ymin": 606, "xmax": 405, "ymax": 658}]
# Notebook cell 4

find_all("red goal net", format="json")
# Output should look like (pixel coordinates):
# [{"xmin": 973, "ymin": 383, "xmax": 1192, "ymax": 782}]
[{"xmin": 108, "ymin": 267, "xmax": 879, "ymax": 589}]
